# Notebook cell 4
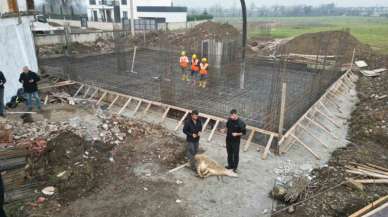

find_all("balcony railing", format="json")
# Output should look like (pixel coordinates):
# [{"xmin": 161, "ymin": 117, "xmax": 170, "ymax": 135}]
[{"xmin": 98, "ymin": 0, "xmax": 117, "ymax": 6}]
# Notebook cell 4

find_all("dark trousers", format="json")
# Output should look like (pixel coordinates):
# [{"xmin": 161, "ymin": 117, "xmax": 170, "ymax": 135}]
[
  {"xmin": 226, "ymin": 139, "xmax": 240, "ymax": 170},
  {"xmin": 0, "ymin": 173, "xmax": 6, "ymax": 217},
  {"xmin": 0, "ymin": 88, "xmax": 4, "ymax": 115},
  {"xmin": 187, "ymin": 141, "xmax": 199, "ymax": 167}
]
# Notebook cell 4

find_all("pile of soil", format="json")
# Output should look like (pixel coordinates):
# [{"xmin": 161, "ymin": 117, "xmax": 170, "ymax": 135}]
[
  {"xmin": 274, "ymin": 70, "xmax": 388, "ymax": 216},
  {"xmin": 278, "ymin": 30, "xmax": 372, "ymax": 62}
]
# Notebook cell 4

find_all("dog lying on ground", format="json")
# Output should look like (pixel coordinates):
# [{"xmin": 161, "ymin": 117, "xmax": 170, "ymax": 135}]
[{"xmin": 194, "ymin": 154, "xmax": 238, "ymax": 180}]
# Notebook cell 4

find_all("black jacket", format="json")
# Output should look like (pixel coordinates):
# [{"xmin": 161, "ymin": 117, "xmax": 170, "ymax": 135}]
[
  {"xmin": 226, "ymin": 118, "xmax": 247, "ymax": 142},
  {"xmin": 19, "ymin": 71, "xmax": 40, "ymax": 93},
  {"xmin": 183, "ymin": 118, "xmax": 202, "ymax": 142},
  {"xmin": 0, "ymin": 71, "xmax": 6, "ymax": 89}
]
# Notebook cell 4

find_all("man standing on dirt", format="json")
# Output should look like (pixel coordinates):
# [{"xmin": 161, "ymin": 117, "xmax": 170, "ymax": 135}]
[
  {"xmin": 183, "ymin": 110, "xmax": 202, "ymax": 168},
  {"xmin": 19, "ymin": 66, "xmax": 41, "ymax": 112},
  {"xmin": 0, "ymin": 71, "xmax": 6, "ymax": 117},
  {"xmin": 222, "ymin": 109, "xmax": 246, "ymax": 173}
]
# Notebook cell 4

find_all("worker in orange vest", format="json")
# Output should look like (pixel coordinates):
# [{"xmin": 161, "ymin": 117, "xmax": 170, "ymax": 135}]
[
  {"xmin": 191, "ymin": 54, "xmax": 200, "ymax": 86},
  {"xmin": 179, "ymin": 51, "xmax": 189, "ymax": 81},
  {"xmin": 199, "ymin": 57, "xmax": 209, "ymax": 88}
]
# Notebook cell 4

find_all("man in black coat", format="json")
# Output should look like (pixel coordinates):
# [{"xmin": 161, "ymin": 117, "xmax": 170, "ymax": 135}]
[
  {"xmin": 19, "ymin": 67, "xmax": 41, "ymax": 111},
  {"xmin": 222, "ymin": 109, "xmax": 246, "ymax": 173},
  {"xmin": 183, "ymin": 110, "xmax": 202, "ymax": 168},
  {"xmin": 0, "ymin": 71, "xmax": 6, "ymax": 116}
]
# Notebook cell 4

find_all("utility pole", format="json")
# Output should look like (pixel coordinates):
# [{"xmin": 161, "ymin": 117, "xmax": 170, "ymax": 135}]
[
  {"xmin": 130, "ymin": 0, "xmax": 135, "ymax": 36},
  {"xmin": 240, "ymin": 0, "xmax": 247, "ymax": 89}
]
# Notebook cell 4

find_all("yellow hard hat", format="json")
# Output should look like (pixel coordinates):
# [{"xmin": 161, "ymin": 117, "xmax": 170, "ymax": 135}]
[
  {"xmin": 192, "ymin": 54, "xmax": 197, "ymax": 59},
  {"xmin": 181, "ymin": 51, "xmax": 186, "ymax": 56},
  {"xmin": 201, "ymin": 58, "xmax": 207, "ymax": 62}
]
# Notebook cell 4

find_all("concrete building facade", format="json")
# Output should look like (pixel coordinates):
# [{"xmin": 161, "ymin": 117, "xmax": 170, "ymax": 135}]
[{"xmin": 86, "ymin": 0, "xmax": 187, "ymax": 23}]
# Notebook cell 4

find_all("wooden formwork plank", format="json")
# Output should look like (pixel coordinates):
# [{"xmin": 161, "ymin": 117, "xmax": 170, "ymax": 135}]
[
  {"xmin": 44, "ymin": 95, "xmax": 49, "ymax": 105},
  {"xmin": 174, "ymin": 111, "xmax": 189, "ymax": 131},
  {"xmin": 290, "ymin": 134, "xmax": 320, "ymax": 160},
  {"xmin": 202, "ymin": 118, "xmax": 210, "ymax": 132},
  {"xmin": 318, "ymin": 101, "xmax": 335, "ymax": 118},
  {"xmin": 304, "ymin": 116, "xmax": 339, "ymax": 139},
  {"xmin": 349, "ymin": 195, "xmax": 388, "ymax": 217},
  {"xmin": 133, "ymin": 100, "xmax": 143, "ymax": 114},
  {"xmin": 82, "ymin": 86, "xmax": 91, "ymax": 98},
  {"xmin": 143, "ymin": 102, "xmax": 152, "ymax": 115},
  {"xmin": 243, "ymin": 130, "xmax": 255, "ymax": 152},
  {"xmin": 118, "ymin": 97, "xmax": 132, "ymax": 115},
  {"xmin": 89, "ymin": 88, "xmax": 99, "ymax": 100},
  {"xmin": 161, "ymin": 106, "xmax": 170, "ymax": 122},
  {"xmin": 108, "ymin": 95, "xmax": 120, "ymax": 110},
  {"xmin": 323, "ymin": 95, "xmax": 342, "ymax": 113},
  {"xmin": 73, "ymin": 84, "xmax": 84, "ymax": 98},
  {"xmin": 297, "ymin": 123, "xmax": 329, "ymax": 149},
  {"xmin": 261, "ymin": 134, "xmax": 274, "ymax": 160},
  {"xmin": 96, "ymin": 91, "xmax": 107, "ymax": 105},
  {"xmin": 314, "ymin": 107, "xmax": 340, "ymax": 128},
  {"xmin": 207, "ymin": 120, "xmax": 220, "ymax": 142}
]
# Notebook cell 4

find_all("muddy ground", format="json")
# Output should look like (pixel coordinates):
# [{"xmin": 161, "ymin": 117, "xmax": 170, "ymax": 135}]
[{"xmin": 274, "ymin": 69, "xmax": 388, "ymax": 216}]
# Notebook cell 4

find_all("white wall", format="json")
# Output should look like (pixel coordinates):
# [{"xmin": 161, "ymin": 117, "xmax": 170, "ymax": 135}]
[
  {"xmin": 0, "ymin": 18, "xmax": 38, "ymax": 103},
  {"xmin": 137, "ymin": 11, "xmax": 186, "ymax": 22},
  {"xmin": 35, "ymin": 31, "xmax": 115, "ymax": 45}
]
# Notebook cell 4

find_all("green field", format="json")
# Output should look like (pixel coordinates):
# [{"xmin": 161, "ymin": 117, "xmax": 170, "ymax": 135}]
[{"xmin": 217, "ymin": 16, "xmax": 388, "ymax": 54}]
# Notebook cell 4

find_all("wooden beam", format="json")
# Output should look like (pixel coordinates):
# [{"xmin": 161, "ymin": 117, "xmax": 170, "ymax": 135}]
[
  {"xmin": 290, "ymin": 134, "xmax": 320, "ymax": 160},
  {"xmin": 318, "ymin": 101, "xmax": 335, "ymax": 118},
  {"xmin": 304, "ymin": 116, "xmax": 333, "ymax": 136},
  {"xmin": 350, "ymin": 179, "xmax": 388, "ymax": 184},
  {"xmin": 243, "ymin": 130, "xmax": 255, "ymax": 152},
  {"xmin": 168, "ymin": 162, "xmax": 189, "ymax": 173},
  {"xmin": 44, "ymin": 95, "xmax": 48, "ymax": 105},
  {"xmin": 208, "ymin": 120, "xmax": 220, "ymax": 142},
  {"xmin": 314, "ymin": 107, "xmax": 340, "ymax": 128},
  {"xmin": 175, "ymin": 111, "xmax": 189, "ymax": 131},
  {"xmin": 133, "ymin": 100, "xmax": 143, "ymax": 114},
  {"xmin": 161, "ymin": 106, "xmax": 170, "ymax": 122},
  {"xmin": 362, "ymin": 202, "xmax": 388, "ymax": 217},
  {"xmin": 96, "ymin": 91, "xmax": 107, "ymax": 105},
  {"xmin": 88, "ymin": 88, "xmax": 99, "ymax": 100},
  {"xmin": 349, "ymin": 195, "xmax": 388, "ymax": 217},
  {"xmin": 118, "ymin": 97, "xmax": 132, "ymax": 115},
  {"xmin": 82, "ymin": 86, "xmax": 91, "ymax": 98},
  {"xmin": 73, "ymin": 84, "xmax": 84, "ymax": 98},
  {"xmin": 261, "ymin": 134, "xmax": 274, "ymax": 160},
  {"xmin": 278, "ymin": 82, "xmax": 287, "ymax": 136},
  {"xmin": 202, "ymin": 118, "xmax": 210, "ymax": 132},
  {"xmin": 297, "ymin": 123, "xmax": 329, "ymax": 149},
  {"xmin": 143, "ymin": 102, "xmax": 152, "ymax": 114},
  {"xmin": 108, "ymin": 95, "xmax": 120, "ymax": 110}
]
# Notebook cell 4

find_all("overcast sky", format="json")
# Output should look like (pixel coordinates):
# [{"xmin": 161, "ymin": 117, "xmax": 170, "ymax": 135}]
[{"xmin": 174, "ymin": 0, "xmax": 388, "ymax": 8}]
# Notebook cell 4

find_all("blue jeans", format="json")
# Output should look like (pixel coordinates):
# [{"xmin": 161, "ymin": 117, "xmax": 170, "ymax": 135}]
[
  {"xmin": 26, "ymin": 91, "xmax": 41, "ymax": 111},
  {"xmin": 0, "ymin": 88, "xmax": 4, "ymax": 115}
]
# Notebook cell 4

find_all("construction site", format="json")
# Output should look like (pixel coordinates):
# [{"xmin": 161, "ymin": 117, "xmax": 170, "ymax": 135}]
[{"xmin": 1, "ymin": 5, "xmax": 388, "ymax": 217}]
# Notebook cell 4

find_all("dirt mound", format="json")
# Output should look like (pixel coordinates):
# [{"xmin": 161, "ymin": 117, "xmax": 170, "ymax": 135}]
[{"xmin": 279, "ymin": 31, "xmax": 371, "ymax": 61}]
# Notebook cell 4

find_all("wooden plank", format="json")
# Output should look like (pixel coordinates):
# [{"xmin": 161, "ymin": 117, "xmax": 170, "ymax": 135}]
[
  {"xmin": 314, "ymin": 107, "xmax": 340, "ymax": 128},
  {"xmin": 243, "ymin": 130, "xmax": 255, "ymax": 152},
  {"xmin": 261, "ymin": 134, "xmax": 274, "ymax": 160},
  {"xmin": 202, "ymin": 118, "xmax": 210, "ymax": 132},
  {"xmin": 161, "ymin": 106, "xmax": 170, "ymax": 122},
  {"xmin": 319, "ymin": 101, "xmax": 335, "ymax": 118},
  {"xmin": 278, "ymin": 82, "xmax": 287, "ymax": 136},
  {"xmin": 96, "ymin": 91, "xmax": 107, "ymax": 105},
  {"xmin": 108, "ymin": 95, "xmax": 120, "ymax": 110},
  {"xmin": 349, "ymin": 195, "xmax": 388, "ymax": 217},
  {"xmin": 168, "ymin": 162, "xmax": 189, "ymax": 173},
  {"xmin": 88, "ymin": 88, "xmax": 99, "ymax": 100},
  {"xmin": 143, "ymin": 102, "xmax": 152, "ymax": 114},
  {"xmin": 365, "ymin": 163, "xmax": 388, "ymax": 173},
  {"xmin": 174, "ymin": 111, "xmax": 189, "ymax": 131},
  {"xmin": 40, "ymin": 81, "xmax": 77, "ymax": 89},
  {"xmin": 118, "ymin": 97, "xmax": 132, "ymax": 115},
  {"xmin": 44, "ymin": 95, "xmax": 48, "ymax": 105},
  {"xmin": 207, "ymin": 120, "xmax": 220, "ymax": 142},
  {"xmin": 362, "ymin": 202, "xmax": 388, "ymax": 217},
  {"xmin": 290, "ymin": 134, "xmax": 320, "ymax": 160},
  {"xmin": 346, "ymin": 170, "xmax": 388, "ymax": 179},
  {"xmin": 304, "ymin": 116, "xmax": 339, "ymax": 140},
  {"xmin": 297, "ymin": 123, "xmax": 329, "ymax": 149},
  {"xmin": 350, "ymin": 179, "xmax": 388, "ymax": 184},
  {"xmin": 133, "ymin": 100, "xmax": 143, "ymax": 114},
  {"xmin": 73, "ymin": 84, "xmax": 84, "ymax": 98},
  {"xmin": 82, "ymin": 86, "xmax": 91, "ymax": 98}
]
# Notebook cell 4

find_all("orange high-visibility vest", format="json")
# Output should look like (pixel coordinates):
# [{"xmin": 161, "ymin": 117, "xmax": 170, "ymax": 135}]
[
  {"xmin": 179, "ymin": 56, "xmax": 189, "ymax": 68},
  {"xmin": 199, "ymin": 63, "xmax": 208, "ymax": 75},
  {"xmin": 191, "ymin": 59, "xmax": 199, "ymax": 71}
]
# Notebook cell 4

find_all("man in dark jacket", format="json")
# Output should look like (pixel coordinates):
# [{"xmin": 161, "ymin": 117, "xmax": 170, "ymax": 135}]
[
  {"xmin": 19, "ymin": 67, "xmax": 41, "ymax": 111},
  {"xmin": 183, "ymin": 110, "xmax": 202, "ymax": 168},
  {"xmin": 223, "ymin": 109, "xmax": 246, "ymax": 173},
  {"xmin": 0, "ymin": 71, "xmax": 6, "ymax": 116}
]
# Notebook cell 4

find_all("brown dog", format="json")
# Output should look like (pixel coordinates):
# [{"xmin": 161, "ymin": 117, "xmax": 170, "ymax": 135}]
[{"xmin": 194, "ymin": 154, "xmax": 238, "ymax": 179}]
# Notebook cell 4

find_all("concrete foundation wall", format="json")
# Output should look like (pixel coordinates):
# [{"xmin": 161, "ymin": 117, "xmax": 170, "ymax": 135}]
[
  {"xmin": 0, "ymin": 18, "xmax": 38, "ymax": 103},
  {"xmin": 35, "ymin": 31, "xmax": 115, "ymax": 46}
]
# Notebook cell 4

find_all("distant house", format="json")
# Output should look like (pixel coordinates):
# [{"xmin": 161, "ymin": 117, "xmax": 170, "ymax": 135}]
[
  {"xmin": 86, "ymin": 0, "xmax": 187, "ymax": 23},
  {"xmin": 0, "ymin": 0, "xmax": 34, "ymax": 15}
]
